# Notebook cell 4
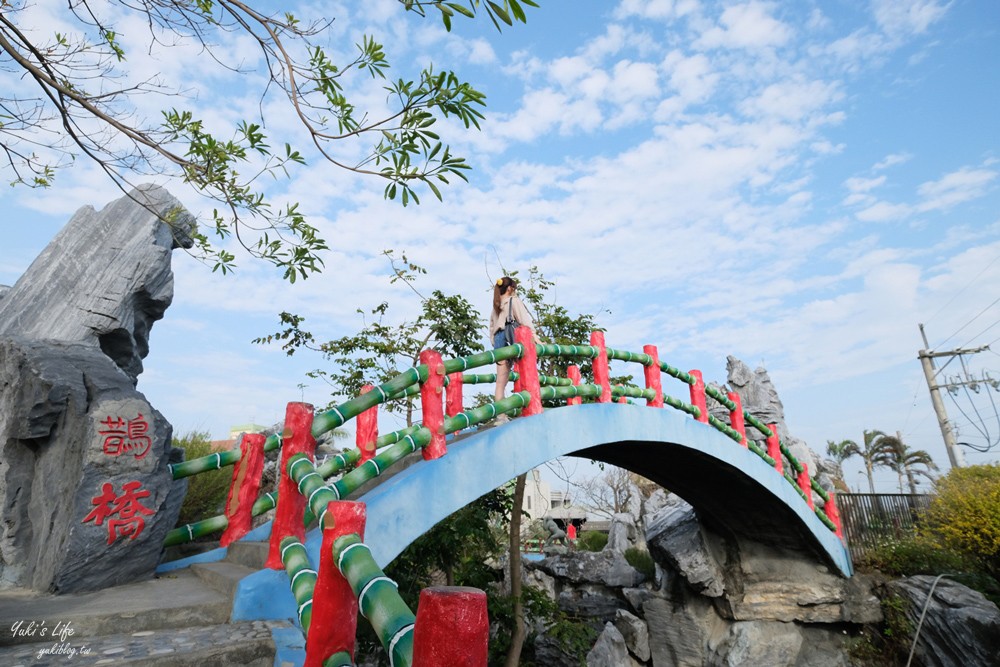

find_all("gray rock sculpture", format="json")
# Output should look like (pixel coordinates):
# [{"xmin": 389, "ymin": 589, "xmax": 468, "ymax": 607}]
[
  {"xmin": 0, "ymin": 184, "xmax": 195, "ymax": 383},
  {"xmin": 644, "ymin": 493, "xmax": 881, "ymax": 625},
  {"xmin": 605, "ymin": 512, "xmax": 637, "ymax": 553},
  {"xmin": 0, "ymin": 186, "xmax": 194, "ymax": 593},
  {"xmin": 709, "ymin": 356, "xmax": 839, "ymax": 492},
  {"xmin": 613, "ymin": 609, "xmax": 651, "ymax": 662},
  {"xmin": 888, "ymin": 575, "xmax": 1000, "ymax": 667},
  {"xmin": 586, "ymin": 622, "xmax": 639, "ymax": 667}
]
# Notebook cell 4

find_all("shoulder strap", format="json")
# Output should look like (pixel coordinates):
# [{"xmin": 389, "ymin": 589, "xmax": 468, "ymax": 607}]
[{"xmin": 506, "ymin": 297, "xmax": 516, "ymax": 324}]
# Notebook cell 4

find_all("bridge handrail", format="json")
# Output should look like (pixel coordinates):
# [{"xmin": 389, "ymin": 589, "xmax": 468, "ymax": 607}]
[{"xmin": 165, "ymin": 331, "xmax": 843, "ymax": 551}]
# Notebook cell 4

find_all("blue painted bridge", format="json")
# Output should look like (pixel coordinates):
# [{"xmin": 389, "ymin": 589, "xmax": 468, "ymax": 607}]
[{"xmin": 162, "ymin": 402, "xmax": 852, "ymax": 622}]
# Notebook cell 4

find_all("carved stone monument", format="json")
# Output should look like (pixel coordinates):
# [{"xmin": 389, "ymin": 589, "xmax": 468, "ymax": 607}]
[{"xmin": 0, "ymin": 185, "xmax": 195, "ymax": 593}]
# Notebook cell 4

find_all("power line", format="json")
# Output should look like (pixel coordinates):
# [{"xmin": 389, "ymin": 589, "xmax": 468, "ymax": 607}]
[
  {"xmin": 961, "ymin": 315, "xmax": 1000, "ymax": 349},
  {"xmin": 938, "ymin": 294, "xmax": 1000, "ymax": 348},
  {"xmin": 925, "ymin": 252, "xmax": 1000, "ymax": 334}
]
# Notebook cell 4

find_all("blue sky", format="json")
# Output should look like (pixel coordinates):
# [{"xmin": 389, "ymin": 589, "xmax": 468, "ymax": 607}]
[{"xmin": 2, "ymin": 0, "xmax": 999, "ymax": 493}]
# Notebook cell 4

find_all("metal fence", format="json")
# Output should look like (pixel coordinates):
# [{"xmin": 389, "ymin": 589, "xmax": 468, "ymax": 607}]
[{"xmin": 838, "ymin": 493, "xmax": 933, "ymax": 564}]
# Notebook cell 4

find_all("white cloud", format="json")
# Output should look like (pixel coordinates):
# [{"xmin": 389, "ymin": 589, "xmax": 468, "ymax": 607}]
[
  {"xmin": 696, "ymin": 2, "xmax": 794, "ymax": 50},
  {"xmin": 916, "ymin": 167, "xmax": 998, "ymax": 212},
  {"xmin": 874, "ymin": 153, "xmax": 912, "ymax": 170},
  {"xmin": 872, "ymin": 0, "xmax": 950, "ymax": 39}
]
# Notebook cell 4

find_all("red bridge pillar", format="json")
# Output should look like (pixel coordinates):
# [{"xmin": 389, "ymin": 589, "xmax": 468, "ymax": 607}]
[
  {"xmin": 766, "ymin": 423, "xmax": 784, "ymax": 475},
  {"xmin": 567, "ymin": 365, "xmax": 583, "ymax": 406},
  {"xmin": 412, "ymin": 586, "xmax": 488, "ymax": 667},
  {"xmin": 221, "ymin": 433, "xmax": 266, "ymax": 547},
  {"xmin": 590, "ymin": 331, "xmax": 612, "ymax": 403},
  {"xmin": 726, "ymin": 392, "xmax": 748, "ymax": 447},
  {"xmin": 356, "ymin": 385, "xmax": 378, "ymax": 465},
  {"xmin": 642, "ymin": 345, "xmax": 664, "ymax": 408},
  {"xmin": 305, "ymin": 501, "xmax": 366, "ymax": 667},
  {"xmin": 688, "ymin": 370, "xmax": 709, "ymax": 423},
  {"xmin": 266, "ymin": 402, "xmax": 316, "ymax": 569},
  {"xmin": 514, "ymin": 326, "xmax": 542, "ymax": 416},
  {"xmin": 420, "ymin": 349, "xmax": 447, "ymax": 460}
]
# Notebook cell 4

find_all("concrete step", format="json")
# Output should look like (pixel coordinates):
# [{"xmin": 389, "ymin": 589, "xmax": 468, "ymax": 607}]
[
  {"xmin": 191, "ymin": 560, "xmax": 257, "ymax": 599},
  {"xmin": 0, "ymin": 569, "xmax": 231, "ymax": 647},
  {"xmin": 226, "ymin": 540, "xmax": 269, "ymax": 570},
  {"xmin": 0, "ymin": 620, "xmax": 285, "ymax": 666}
]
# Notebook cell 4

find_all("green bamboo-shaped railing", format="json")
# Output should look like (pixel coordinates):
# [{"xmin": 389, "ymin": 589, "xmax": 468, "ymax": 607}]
[
  {"xmin": 167, "ymin": 337, "xmax": 840, "ymax": 550},
  {"xmin": 280, "ymin": 537, "xmax": 317, "ymax": 631},
  {"xmin": 335, "ymin": 533, "xmax": 415, "ymax": 667}
]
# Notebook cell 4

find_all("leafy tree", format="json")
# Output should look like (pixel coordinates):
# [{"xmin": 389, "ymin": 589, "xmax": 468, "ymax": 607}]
[
  {"xmin": 173, "ymin": 431, "xmax": 231, "ymax": 527},
  {"xmin": 922, "ymin": 464, "xmax": 1000, "ymax": 580},
  {"xmin": 874, "ymin": 437, "xmax": 937, "ymax": 494},
  {"xmin": 254, "ymin": 250, "xmax": 484, "ymax": 421},
  {"xmin": 826, "ymin": 429, "xmax": 899, "ymax": 493},
  {"xmin": 0, "ymin": 0, "xmax": 536, "ymax": 280}
]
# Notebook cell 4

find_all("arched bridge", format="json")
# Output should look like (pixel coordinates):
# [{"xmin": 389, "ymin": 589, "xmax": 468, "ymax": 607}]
[{"xmin": 160, "ymin": 327, "xmax": 851, "ymax": 666}]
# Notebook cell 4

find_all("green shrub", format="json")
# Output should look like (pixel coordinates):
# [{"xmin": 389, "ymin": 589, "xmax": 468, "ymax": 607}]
[
  {"xmin": 846, "ymin": 591, "xmax": 914, "ymax": 666},
  {"xmin": 922, "ymin": 464, "xmax": 1000, "ymax": 579},
  {"xmin": 862, "ymin": 534, "xmax": 970, "ymax": 577},
  {"xmin": 624, "ymin": 546, "xmax": 655, "ymax": 579},
  {"xmin": 576, "ymin": 531, "xmax": 607, "ymax": 552},
  {"xmin": 174, "ymin": 431, "xmax": 232, "ymax": 528}
]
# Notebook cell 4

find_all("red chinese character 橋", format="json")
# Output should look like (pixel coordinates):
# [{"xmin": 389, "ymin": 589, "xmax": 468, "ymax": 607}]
[
  {"xmin": 99, "ymin": 413, "xmax": 152, "ymax": 459},
  {"xmin": 82, "ymin": 481, "xmax": 155, "ymax": 544}
]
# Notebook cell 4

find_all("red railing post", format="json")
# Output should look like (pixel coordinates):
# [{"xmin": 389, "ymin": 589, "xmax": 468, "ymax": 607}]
[
  {"xmin": 642, "ymin": 345, "xmax": 664, "ymax": 408},
  {"xmin": 412, "ymin": 586, "xmax": 488, "ymax": 667},
  {"xmin": 420, "ymin": 349, "xmax": 447, "ymax": 461},
  {"xmin": 797, "ymin": 463, "xmax": 814, "ymax": 510},
  {"xmin": 514, "ymin": 326, "xmax": 542, "ymax": 416},
  {"xmin": 590, "ymin": 331, "xmax": 612, "ymax": 403},
  {"xmin": 266, "ymin": 402, "xmax": 316, "ymax": 569},
  {"xmin": 726, "ymin": 392, "xmax": 748, "ymax": 447},
  {"xmin": 304, "ymin": 501, "xmax": 366, "ymax": 667},
  {"xmin": 826, "ymin": 492, "xmax": 844, "ymax": 539},
  {"xmin": 766, "ymin": 423, "xmax": 784, "ymax": 475},
  {"xmin": 221, "ymin": 433, "xmax": 266, "ymax": 547},
  {"xmin": 617, "ymin": 394, "xmax": 628, "ymax": 404},
  {"xmin": 446, "ymin": 372, "xmax": 464, "ymax": 420},
  {"xmin": 567, "ymin": 365, "xmax": 583, "ymax": 406},
  {"xmin": 688, "ymin": 369, "xmax": 709, "ymax": 423},
  {"xmin": 356, "ymin": 385, "xmax": 378, "ymax": 465}
]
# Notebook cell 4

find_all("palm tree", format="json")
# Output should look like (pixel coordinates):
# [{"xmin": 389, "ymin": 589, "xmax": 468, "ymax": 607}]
[
  {"xmin": 875, "ymin": 436, "xmax": 938, "ymax": 494},
  {"xmin": 826, "ymin": 430, "xmax": 898, "ymax": 493},
  {"xmin": 826, "ymin": 439, "xmax": 859, "ymax": 465}
]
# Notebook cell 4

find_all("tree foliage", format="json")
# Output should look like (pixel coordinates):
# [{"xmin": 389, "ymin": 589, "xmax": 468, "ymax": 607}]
[
  {"xmin": 173, "ymin": 430, "xmax": 230, "ymax": 527},
  {"xmin": 0, "ymin": 0, "xmax": 536, "ymax": 280},
  {"xmin": 253, "ymin": 250, "xmax": 484, "ymax": 418},
  {"xmin": 922, "ymin": 463, "xmax": 1000, "ymax": 580},
  {"xmin": 826, "ymin": 429, "xmax": 906, "ymax": 493}
]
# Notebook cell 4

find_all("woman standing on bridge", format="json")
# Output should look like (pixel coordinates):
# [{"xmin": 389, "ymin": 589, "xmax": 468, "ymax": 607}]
[{"xmin": 490, "ymin": 276, "xmax": 541, "ymax": 423}]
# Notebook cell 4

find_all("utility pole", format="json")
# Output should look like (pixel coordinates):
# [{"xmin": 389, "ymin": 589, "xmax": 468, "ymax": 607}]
[{"xmin": 917, "ymin": 324, "xmax": 990, "ymax": 469}]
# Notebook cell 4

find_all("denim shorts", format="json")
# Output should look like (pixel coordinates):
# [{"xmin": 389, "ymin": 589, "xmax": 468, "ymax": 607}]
[{"xmin": 493, "ymin": 330, "xmax": 506, "ymax": 349}]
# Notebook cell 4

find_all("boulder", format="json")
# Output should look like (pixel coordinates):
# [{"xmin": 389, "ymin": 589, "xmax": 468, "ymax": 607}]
[
  {"xmin": 530, "ymin": 548, "xmax": 646, "ymax": 589},
  {"xmin": 0, "ymin": 185, "xmax": 195, "ymax": 383},
  {"xmin": 0, "ymin": 338, "xmax": 186, "ymax": 592},
  {"xmin": 0, "ymin": 186, "xmax": 194, "ymax": 592},
  {"xmin": 586, "ymin": 622, "xmax": 640, "ymax": 667},
  {"xmin": 645, "ymin": 593, "xmax": 725, "ymax": 666},
  {"xmin": 614, "ymin": 609, "xmax": 651, "ymax": 662},
  {"xmin": 645, "ymin": 494, "xmax": 727, "ymax": 598},
  {"xmin": 887, "ymin": 575, "xmax": 1000, "ymax": 667},
  {"xmin": 606, "ymin": 512, "xmax": 637, "ymax": 553}
]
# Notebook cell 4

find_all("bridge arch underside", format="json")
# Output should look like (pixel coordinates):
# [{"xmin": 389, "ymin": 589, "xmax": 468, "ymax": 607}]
[{"xmin": 329, "ymin": 403, "xmax": 852, "ymax": 578}]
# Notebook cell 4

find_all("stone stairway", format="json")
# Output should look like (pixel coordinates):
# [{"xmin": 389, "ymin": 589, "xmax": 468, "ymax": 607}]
[{"xmin": 0, "ymin": 541, "xmax": 299, "ymax": 666}]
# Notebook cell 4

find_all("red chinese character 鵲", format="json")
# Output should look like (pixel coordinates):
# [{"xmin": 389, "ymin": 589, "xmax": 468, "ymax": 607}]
[
  {"xmin": 82, "ymin": 481, "xmax": 155, "ymax": 544},
  {"xmin": 99, "ymin": 413, "xmax": 151, "ymax": 460}
]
